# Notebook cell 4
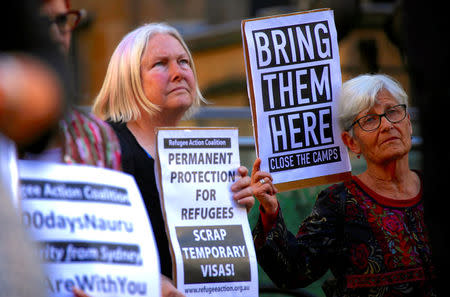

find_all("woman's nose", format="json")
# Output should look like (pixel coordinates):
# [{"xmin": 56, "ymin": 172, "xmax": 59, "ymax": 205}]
[
  {"xmin": 169, "ymin": 61, "xmax": 182, "ymax": 81},
  {"xmin": 380, "ymin": 115, "xmax": 394, "ymax": 131},
  {"xmin": 49, "ymin": 24, "xmax": 70, "ymax": 54}
]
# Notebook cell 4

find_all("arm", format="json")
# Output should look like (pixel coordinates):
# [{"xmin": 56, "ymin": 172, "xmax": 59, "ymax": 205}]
[{"xmin": 251, "ymin": 159, "xmax": 341, "ymax": 289}]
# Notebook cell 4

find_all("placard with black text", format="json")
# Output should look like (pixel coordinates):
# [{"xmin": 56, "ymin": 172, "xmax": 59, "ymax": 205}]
[
  {"xmin": 156, "ymin": 128, "xmax": 258, "ymax": 296},
  {"xmin": 242, "ymin": 9, "xmax": 351, "ymax": 191},
  {"xmin": 18, "ymin": 161, "xmax": 161, "ymax": 297}
]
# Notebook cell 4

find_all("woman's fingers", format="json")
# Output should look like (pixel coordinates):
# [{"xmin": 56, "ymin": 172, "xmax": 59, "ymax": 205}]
[
  {"xmin": 230, "ymin": 161, "xmax": 278, "ymax": 214},
  {"xmin": 236, "ymin": 165, "xmax": 248, "ymax": 178},
  {"xmin": 72, "ymin": 288, "xmax": 90, "ymax": 297},
  {"xmin": 251, "ymin": 171, "xmax": 278, "ymax": 214},
  {"xmin": 251, "ymin": 158, "xmax": 261, "ymax": 180},
  {"xmin": 231, "ymin": 167, "xmax": 255, "ymax": 213},
  {"xmin": 235, "ymin": 195, "xmax": 255, "ymax": 213}
]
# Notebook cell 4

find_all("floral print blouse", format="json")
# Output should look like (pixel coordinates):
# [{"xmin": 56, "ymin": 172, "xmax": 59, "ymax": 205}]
[
  {"xmin": 60, "ymin": 107, "xmax": 121, "ymax": 170},
  {"xmin": 253, "ymin": 175, "xmax": 436, "ymax": 297}
]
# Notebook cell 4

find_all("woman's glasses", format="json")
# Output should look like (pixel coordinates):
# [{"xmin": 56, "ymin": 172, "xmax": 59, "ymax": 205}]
[
  {"xmin": 347, "ymin": 104, "xmax": 407, "ymax": 132},
  {"xmin": 42, "ymin": 10, "xmax": 81, "ymax": 34}
]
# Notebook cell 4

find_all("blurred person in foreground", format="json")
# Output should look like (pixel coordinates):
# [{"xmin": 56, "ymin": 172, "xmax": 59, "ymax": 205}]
[
  {"xmin": 30, "ymin": 0, "xmax": 120, "ymax": 296},
  {"xmin": 250, "ymin": 74, "xmax": 435, "ymax": 296},
  {"xmin": 1, "ymin": 0, "xmax": 66, "ymax": 149},
  {"xmin": 93, "ymin": 23, "xmax": 254, "ymax": 297},
  {"xmin": 0, "ymin": 1, "xmax": 69, "ymax": 297},
  {"xmin": 25, "ymin": 0, "xmax": 122, "ymax": 169}
]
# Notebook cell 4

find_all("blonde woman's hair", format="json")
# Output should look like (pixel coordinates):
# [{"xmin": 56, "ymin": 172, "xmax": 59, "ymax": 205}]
[{"xmin": 93, "ymin": 22, "xmax": 205, "ymax": 122}]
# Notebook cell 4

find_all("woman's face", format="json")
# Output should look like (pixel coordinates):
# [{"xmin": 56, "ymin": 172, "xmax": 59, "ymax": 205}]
[
  {"xmin": 140, "ymin": 33, "xmax": 196, "ymax": 117},
  {"xmin": 346, "ymin": 89, "xmax": 412, "ymax": 165},
  {"xmin": 41, "ymin": 0, "xmax": 71, "ymax": 54}
]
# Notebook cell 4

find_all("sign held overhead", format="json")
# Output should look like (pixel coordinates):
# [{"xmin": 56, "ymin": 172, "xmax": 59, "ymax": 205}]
[{"xmin": 242, "ymin": 9, "xmax": 351, "ymax": 191}]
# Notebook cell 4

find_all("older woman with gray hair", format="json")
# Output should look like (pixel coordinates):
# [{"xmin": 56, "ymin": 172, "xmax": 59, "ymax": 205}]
[
  {"xmin": 249, "ymin": 74, "xmax": 435, "ymax": 296},
  {"xmin": 93, "ymin": 23, "xmax": 254, "ymax": 297}
]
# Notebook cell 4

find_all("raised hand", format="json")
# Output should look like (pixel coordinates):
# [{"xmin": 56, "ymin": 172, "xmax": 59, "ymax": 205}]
[{"xmin": 250, "ymin": 158, "xmax": 278, "ymax": 215}]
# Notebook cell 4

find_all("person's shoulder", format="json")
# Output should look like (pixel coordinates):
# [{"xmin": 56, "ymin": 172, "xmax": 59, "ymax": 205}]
[
  {"xmin": 315, "ymin": 178, "xmax": 355, "ymax": 208},
  {"xmin": 61, "ymin": 107, "xmax": 121, "ymax": 170},
  {"xmin": 68, "ymin": 107, "xmax": 119, "ymax": 140},
  {"xmin": 105, "ymin": 119, "xmax": 127, "ymax": 135},
  {"xmin": 73, "ymin": 107, "xmax": 110, "ymax": 127},
  {"xmin": 320, "ymin": 180, "xmax": 351, "ymax": 196},
  {"xmin": 104, "ymin": 120, "xmax": 138, "ymax": 159}
]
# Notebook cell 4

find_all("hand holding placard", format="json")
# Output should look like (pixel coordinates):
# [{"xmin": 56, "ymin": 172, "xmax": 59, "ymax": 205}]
[{"xmin": 230, "ymin": 165, "xmax": 255, "ymax": 213}]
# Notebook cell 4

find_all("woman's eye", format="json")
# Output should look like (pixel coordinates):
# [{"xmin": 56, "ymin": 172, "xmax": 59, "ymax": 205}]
[
  {"xmin": 361, "ymin": 116, "xmax": 376, "ymax": 125},
  {"xmin": 152, "ymin": 61, "xmax": 164, "ymax": 67},
  {"xmin": 386, "ymin": 109, "xmax": 398, "ymax": 117},
  {"xmin": 179, "ymin": 59, "xmax": 190, "ymax": 66}
]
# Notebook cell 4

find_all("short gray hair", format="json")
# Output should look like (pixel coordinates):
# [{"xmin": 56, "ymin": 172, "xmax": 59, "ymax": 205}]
[
  {"xmin": 93, "ymin": 22, "xmax": 206, "ymax": 122},
  {"xmin": 338, "ymin": 74, "xmax": 408, "ymax": 132}
]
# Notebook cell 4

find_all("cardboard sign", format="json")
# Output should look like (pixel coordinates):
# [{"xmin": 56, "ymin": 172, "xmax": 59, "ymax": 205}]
[
  {"xmin": 18, "ymin": 161, "xmax": 161, "ymax": 297},
  {"xmin": 156, "ymin": 127, "xmax": 258, "ymax": 296},
  {"xmin": 242, "ymin": 9, "xmax": 351, "ymax": 191}
]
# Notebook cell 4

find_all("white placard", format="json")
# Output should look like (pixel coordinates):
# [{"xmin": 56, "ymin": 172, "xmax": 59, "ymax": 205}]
[
  {"xmin": 18, "ymin": 161, "xmax": 161, "ymax": 297},
  {"xmin": 0, "ymin": 134, "xmax": 19, "ymax": 208},
  {"xmin": 156, "ymin": 128, "xmax": 258, "ymax": 296},
  {"xmin": 242, "ymin": 9, "xmax": 351, "ymax": 191}
]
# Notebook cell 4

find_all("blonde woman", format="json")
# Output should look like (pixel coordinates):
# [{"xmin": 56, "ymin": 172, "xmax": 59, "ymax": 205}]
[{"xmin": 93, "ymin": 23, "xmax": 254, "ymax": 296}]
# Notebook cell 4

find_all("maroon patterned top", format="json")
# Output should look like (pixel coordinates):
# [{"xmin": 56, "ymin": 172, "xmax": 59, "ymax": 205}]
[
  {"xmin": 60, "ymin": 107, "xmax": 121, "ymax": 170},
  {"xmin": 253, "ymin": 175, "xmax": 436, "ymax": 296}
]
